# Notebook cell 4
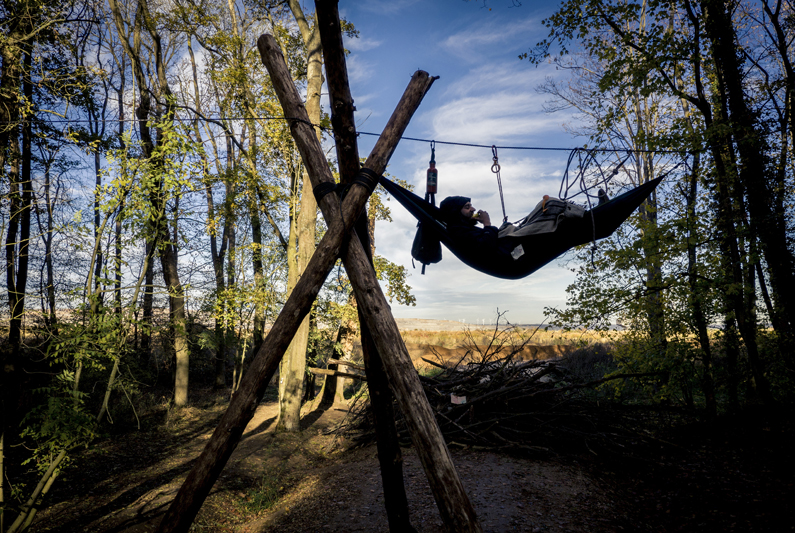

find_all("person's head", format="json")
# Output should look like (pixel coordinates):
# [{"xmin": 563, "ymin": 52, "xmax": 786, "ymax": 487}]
[{"xmin": 440, "ymin": 195, "xmax": 475, "ymax": 222}]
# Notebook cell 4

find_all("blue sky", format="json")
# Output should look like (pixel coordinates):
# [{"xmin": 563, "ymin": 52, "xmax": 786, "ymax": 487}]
[{"xmin": 335, "ymin": 1, "xmax": 582, "ymax": 325}]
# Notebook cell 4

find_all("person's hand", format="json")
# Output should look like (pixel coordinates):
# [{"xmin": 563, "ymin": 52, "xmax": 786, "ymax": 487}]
[{"xmin": 476, "ymin": 210, "xmax": 491, "ymax": 226}]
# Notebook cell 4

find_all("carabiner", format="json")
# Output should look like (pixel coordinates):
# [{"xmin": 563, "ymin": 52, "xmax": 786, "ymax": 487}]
[{"xmin": 491, "ymin": 145, "xmax": 500, "ymax": 173}]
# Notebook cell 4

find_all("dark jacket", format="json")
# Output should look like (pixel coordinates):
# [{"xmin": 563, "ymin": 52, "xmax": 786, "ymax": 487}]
[{"xmin": 439, "ymin": 196, "xmax": 507, "ymax": 261}]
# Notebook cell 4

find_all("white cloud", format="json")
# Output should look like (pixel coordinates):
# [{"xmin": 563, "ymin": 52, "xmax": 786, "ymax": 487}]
[
  {"xmin": 443, "ymin": 60, "xmax": 565, "ymax": 98},
  {"xmin": 432, "ymin": 95, "xmax": 561, "ymax": 145},
  {"xmin": 385, "ymin": 254, "xmax": 576, "ymax": 324},
  {"xmin": 344, "ymin": 36, "xmax": 382, "ymax": 53},
  {"xmin": 345, "ymin": 55, "xmax": 374, "ymax": 85},
  {"xmin": 441, "ymin": 17, "xmax": 542, "ymax": 63},
  {"xmin": 395, "ymin": 61, "xmax": 582, "ymax": 216},
  {"xmin": 355, "ymin": 0, "xmax": 423, "ymax": 15}
]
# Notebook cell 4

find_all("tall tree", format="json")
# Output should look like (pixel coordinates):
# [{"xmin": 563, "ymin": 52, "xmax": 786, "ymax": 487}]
[
  {"xmin": 701, "ymin": 0, "xmax": 795, "ymax": 376},
  {"xmin": 275, "ymin": 0, "xmax": 323, "ymax": 431},
  {"xmin": 107, "ymin": 0, "xmax": 193, "ymax": 405}
]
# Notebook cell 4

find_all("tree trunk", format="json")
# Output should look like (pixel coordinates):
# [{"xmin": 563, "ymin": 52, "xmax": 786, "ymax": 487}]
[
  {"xmin": 278, "ymin": 170, "xmax": 307, "ymax": 430},
  {"xmin": 628, "ymin": 85, "xmax": 667, "ymax": 353},
  {"xmin": 162, "ymin": 243, "xmax": 190, "ymax": 406},
  {"xmin": 250, "ymin": 203, "xmax": 266, "ymax": 347},
  {"xmin": 114, "ymin": 56, "xmax": 126, "ymax": 320},
  {"xmin": 320, "ymin": 293, "xmax": 356, "ymax": 406},
  {"xmin": 109, "ymin": 0, "xmax": 192, "ymax": 405},
  {"xmin": 42, "ymin": 158, "xmax": 57, "ymax": 329},
  {"xmin": 704, "ymin": 0, "xmax": 795, "ymax": 365},
  {"xmin": 277, "ymin": 3, "xmax": 322, "ymax": 431},
  {"xmin": 92, "ymin": 148, "xmax": 103, "ymax": 310},
  {"xmin": 141, "ymin": 243, "xmax": 154, "ymax": 356},
  {"xmin": 4, "ymin": 48, "xmax": 32, "ymax": 354},
  {"xmin": 684, "ymin": 153, "xmax": 716, "ymax": 419},
  {"xmin": 678, "ymin": 6, "xmax": 775, "ymax": 406}
]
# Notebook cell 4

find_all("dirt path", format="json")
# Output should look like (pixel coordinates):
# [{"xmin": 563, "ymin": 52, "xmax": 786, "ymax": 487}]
[
  {"xmin": 238, "ymin": 447, "xmax": 614, "ymax": 533},
  {"xmin": 32, "ymin": 393, "xmax": 618, "ymax": 533}
]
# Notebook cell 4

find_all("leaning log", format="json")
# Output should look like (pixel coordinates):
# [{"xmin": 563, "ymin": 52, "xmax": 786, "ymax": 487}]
[{"xmin": 259, "ymin": 34, "xmax": 482, "ymax": 533}]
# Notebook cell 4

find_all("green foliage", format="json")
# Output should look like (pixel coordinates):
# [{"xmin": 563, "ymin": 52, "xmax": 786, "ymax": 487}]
[
  {"xmin": 46, "ymin": 312, "xmax": 125, "ymax": 370},
  {"xmin": 605, "ymin": 333, "xmax": 702, "ymax": 406},
  {"xmin": 418, "ymin": 365, "xmax": 445, "ymax": 379},
  {"xmin": 532, "ymin": 0, "xmax": 741, "ymax": 412},
  {"xmin": 546, "ymin": 183, "xmax": 713, "ymax": 328},
  {"xmin": 757, "ymin": 330, "xmax": 795, "ymax": 404},
  {"xmin": 15, "ymin": 302, "xmax": 139, "ymax": 483},
  {"xmin": 19, "ymin": 370, "xmax": 97, "ymax": 473},
  {"xmin": 528, "ymin": 0, "xmax": 701, "ymax": 105},
  {"xmin": 373, "ymin": 254, "xmax": 416, "ymax": 306}
]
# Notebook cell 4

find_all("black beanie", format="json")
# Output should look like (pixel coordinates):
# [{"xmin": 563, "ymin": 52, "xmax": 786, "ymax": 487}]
[{"xmin": 440, "ymin": 196, "xmax": 471, "ymax": 222}]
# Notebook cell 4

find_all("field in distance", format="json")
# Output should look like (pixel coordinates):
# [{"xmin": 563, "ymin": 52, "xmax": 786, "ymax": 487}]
[{"xmin": 345, "ymin": 318, "xmax": 619, "ymax": 367}]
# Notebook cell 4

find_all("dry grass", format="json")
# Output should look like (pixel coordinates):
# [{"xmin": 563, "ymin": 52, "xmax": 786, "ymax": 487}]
[{"xmin": 397, "ymin": 326, "xmax": 619, "ymax": 349}]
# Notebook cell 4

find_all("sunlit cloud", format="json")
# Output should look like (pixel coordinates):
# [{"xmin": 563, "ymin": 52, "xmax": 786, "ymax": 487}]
[{"xmin": 385, "ymin": 252, "xmax": 575, "ymax": 325}]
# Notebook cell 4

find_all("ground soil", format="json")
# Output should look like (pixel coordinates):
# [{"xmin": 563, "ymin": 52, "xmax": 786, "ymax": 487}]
[{"xmin": 30, "ymin": 390, "xmax": 794, "ymax": 533}]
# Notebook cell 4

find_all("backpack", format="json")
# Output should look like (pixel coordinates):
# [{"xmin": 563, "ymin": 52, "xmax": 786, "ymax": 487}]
[{"xmin": 411, "ymin": 222, "xmax": 442, "ymax": 273}]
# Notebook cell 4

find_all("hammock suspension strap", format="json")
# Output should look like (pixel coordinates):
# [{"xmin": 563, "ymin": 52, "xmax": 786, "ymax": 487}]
[{"xmin": 491, "ymin": 145, "xmax": 508, "ymax": 223}]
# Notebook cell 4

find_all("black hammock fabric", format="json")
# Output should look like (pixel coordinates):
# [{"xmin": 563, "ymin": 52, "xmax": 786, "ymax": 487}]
[{"xmin": 378, "ymin": 175, "xmax": 663, "ymax": 280}]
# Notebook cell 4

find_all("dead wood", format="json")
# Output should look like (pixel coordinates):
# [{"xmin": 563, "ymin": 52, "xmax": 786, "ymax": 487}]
[
  {"xmin": 326, "ymin": 358, "xmax": 366, "ymax": 371},
  {"xmin": 339, "ymin": 338, "xmax": 680, "ymax": 459},
  {"xmin": 309, "ymin": 367, "xmax": 366, "ymax": 380}
]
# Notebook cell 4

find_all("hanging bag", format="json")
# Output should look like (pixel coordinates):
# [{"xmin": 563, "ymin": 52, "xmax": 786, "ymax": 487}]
[{"xmin": 411, "ymin": 222, "xmax": 442, "ymax": 269}]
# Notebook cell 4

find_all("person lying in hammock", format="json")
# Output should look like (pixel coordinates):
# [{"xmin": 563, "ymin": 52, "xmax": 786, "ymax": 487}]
[
  {"xmin": 439, "ymin": 192, "xmax": 601, "ymax": 260},
  {"xmin": 441, "ymin": 189, "xmax": 606, "ymax": 237}
]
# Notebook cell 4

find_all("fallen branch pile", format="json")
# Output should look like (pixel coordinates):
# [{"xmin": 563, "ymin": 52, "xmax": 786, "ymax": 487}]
[{"xmin": 338, "ymin": 341, "xmax": 678, "ymax": 457}]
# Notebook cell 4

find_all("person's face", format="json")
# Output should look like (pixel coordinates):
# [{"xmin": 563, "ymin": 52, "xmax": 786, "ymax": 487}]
[{"xmin": 460, "ymin": 202, "xmax": 476, "ymax": 218}]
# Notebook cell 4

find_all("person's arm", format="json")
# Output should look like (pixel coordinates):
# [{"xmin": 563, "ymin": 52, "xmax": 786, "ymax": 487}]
[{"xmin": 463, "ymin": 224, "xmax": 499, "ymax": 250}]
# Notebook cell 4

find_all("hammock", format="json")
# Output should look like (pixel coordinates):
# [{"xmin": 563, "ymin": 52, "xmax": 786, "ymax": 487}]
[{"xmin": 378, "ymin": 175, "xmax": 662, "ymax": 280}]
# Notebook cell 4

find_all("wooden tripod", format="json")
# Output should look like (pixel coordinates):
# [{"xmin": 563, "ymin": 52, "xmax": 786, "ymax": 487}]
[{"xmin": 154, "ymin": 3, "xmax": 482, "ymax": 532}]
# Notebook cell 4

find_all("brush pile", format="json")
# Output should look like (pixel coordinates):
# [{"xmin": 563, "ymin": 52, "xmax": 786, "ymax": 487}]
[{"xmin": 338, "ymin": 331, "xmax": 676, "ymax": 457}]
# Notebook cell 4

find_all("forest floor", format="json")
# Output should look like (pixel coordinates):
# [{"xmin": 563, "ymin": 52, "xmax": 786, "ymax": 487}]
[{"xmin": 30, "ymin": 388, "xmax": 795, "ymax": 533}]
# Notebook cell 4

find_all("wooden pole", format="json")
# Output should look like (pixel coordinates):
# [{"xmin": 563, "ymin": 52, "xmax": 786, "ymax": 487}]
[
  {"xmin": 259, "ymin": 35, "xmax": 482, "ymax": 533},
  {"xmin": 154, "ymin": 44, "xmax": 439, "ymax": 533},
  {"xmin": 315, "ymin": 2, "xmax": 415, "ymax": 531}
]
